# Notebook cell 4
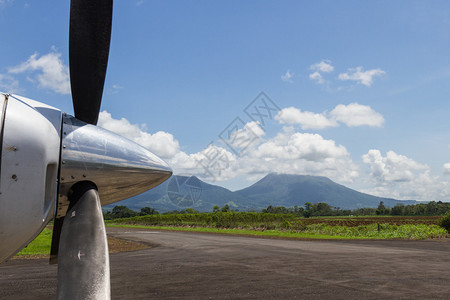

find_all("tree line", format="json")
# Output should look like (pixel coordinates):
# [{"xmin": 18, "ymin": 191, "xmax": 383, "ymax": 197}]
[
  {"xmin": 262, "ymin": 201, "xmax": 450, "ymax": 218},
  {"xmin": 263, "ymin": 201, "xmax": 450, "ymax": 217},
  {"xmin": 104, "ymin": 201, "xmax": 450, "ymax": 220},
  {"xmin": 103, "ymin": 205, "xmax": 200, "ymax": 220}
]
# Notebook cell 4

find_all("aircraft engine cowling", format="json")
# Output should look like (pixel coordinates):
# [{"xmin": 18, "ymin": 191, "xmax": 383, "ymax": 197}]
[{"xmin": 0, "ymin": 94, "xmax": 62, "ymax": 262}]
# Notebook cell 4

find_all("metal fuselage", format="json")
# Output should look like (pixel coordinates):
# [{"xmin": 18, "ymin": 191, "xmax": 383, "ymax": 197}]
[{"xmin": 0, "ymin": 93, "xmax": 172, "ymax": 262}]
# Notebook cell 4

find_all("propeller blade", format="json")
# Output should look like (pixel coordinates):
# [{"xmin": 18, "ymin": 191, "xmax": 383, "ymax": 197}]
[
  {"xmin": 69, "ymin": 0, "xmax": 113, "ymax": 125},
  {"xmin": 57, "ymin": 183, "xmax": 110, "ymax": 299}
]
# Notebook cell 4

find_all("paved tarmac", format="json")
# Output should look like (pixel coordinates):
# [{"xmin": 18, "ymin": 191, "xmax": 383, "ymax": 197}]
[{"xmin": 1, "ymin": 227, "xmax": 450, "ymax": 299}]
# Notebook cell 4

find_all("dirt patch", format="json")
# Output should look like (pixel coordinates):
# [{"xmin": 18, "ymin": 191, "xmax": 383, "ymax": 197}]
[{"xmin": 107, "ymin": 235, "xmax": 150, "ymax": 253}]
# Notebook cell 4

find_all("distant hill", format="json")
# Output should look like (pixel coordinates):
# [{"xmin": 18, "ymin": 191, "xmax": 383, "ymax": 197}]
[
  {"xmin": 105, "ymin": 173, "xmax": 417, "ymax": 212},
  {"xmin": 106, "ymin": 175, "xmax": 251, "ymax": 212},
  {"xmin": 235, "ymin": 173, "xmax": 417, "ymax": 210}
]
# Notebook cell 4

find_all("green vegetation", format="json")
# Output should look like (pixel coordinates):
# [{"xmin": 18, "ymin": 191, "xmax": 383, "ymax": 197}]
[
  {"xmin": 108, "ymin": 222, "xmax": 447, "ymax": 240},
  {"xmin": 103, "ymin": 205, "xmax": 202, "ymax": 220},
  {"xmin": 107, "ymin": 211, "xmax": 448, "ymax": 240},
  {"xmin": 107, "ymin": 211, "xmax": 297, "ymax": 229},
  {"xmin": 302, "ymin": 223, "xmax": 446, "ymax": 239},
  {"xmin": 103, "ymin": 201, "xmax": 450, "ymax": 240},
  {"xmin": 439, "ymin": 211, "xmax": 450, "ymax": 232},
  {"xmin": 16, "ymin": 227, "xmax": 52, "ymax": 256},
  {"xmin": 262, "ymin": 201, "xmax": 450, "ymax": 217},
  {"xmin": 104, "ymin": 205, "xmax": 159, "ymax": 220},
  {"xmin": 105, "ymin": 200, "xmax": 450, "ymax": 221}
]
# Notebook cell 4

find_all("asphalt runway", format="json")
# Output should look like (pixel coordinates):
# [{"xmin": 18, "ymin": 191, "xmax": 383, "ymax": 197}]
[{"xmin": 1, "ymin": 227, "xmax": 450, "ymax": 299}]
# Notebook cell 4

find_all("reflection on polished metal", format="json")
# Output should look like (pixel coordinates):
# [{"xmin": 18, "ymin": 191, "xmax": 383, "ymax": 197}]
[{"xmin": 57, "ymin": 114, "xmax": 172, "ymax": 218}]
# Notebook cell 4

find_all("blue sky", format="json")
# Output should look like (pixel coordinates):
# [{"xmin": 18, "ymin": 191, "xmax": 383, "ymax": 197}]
[{"xmin": 1, "ymin": 0, "xmax": 450, "ymax": 201}]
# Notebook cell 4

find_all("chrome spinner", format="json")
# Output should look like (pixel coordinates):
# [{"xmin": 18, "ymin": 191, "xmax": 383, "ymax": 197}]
[{"xmin": 57, "ymin": 114, "xmax": 172, "ymax": 218}]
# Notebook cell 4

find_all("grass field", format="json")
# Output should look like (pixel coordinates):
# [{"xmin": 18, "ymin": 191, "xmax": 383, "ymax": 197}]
[
  {"xmin": 16, "ymin": 227, "xmax": 53, "ymax": 257},
  {"xmin": 108, "ymin": 212, "xmax": 444, "ymax": 230},
  {"xmin": 109, "ymin": 213, "xmax": 448, "ymax": 240},
  {"xmin": 108, "ymin": 223, "xmax": 447, "ymax": 240}
]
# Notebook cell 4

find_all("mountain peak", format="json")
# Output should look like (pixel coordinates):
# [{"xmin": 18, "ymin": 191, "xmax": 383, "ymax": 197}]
[
  {"xmin": 236, "ymin": 173, "xmax": 413, "ymax": 210},
  {"xmin": 260, "ymin": 173, "xmax": 333, "ymax": 184}
]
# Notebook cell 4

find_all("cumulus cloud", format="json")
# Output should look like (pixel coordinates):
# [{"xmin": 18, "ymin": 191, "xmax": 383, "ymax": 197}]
[
  {"xmin": 281, "ymin": 70, "xmax": 294, "ymax": 83},
  {"xmin": 338, "ymin": 66, "xmax": 385, "ymax": 87},
  {"xmin": 361, "ymin": 149, "xmax": 450, "ymax": 201},
  {"xmin": 226, "ymin": 121, "xmax": 265, "ymax": 145},
  {"xmin": 254, "ymin": 130, "xmax": 348, "ymax": 161},
  {"xmin": 276, "ymin": 103, "xmax": 383, "ymax": 129},
  {"xmin": 309, "ymin": 60, "xmax": 334, "ymax": 84},
  {"xmin": 199, "ymin": 125, "xmax": 358, "ymax": 183},
  {"xmin": 310, "ymin": 60, "xmax": 334, "ymax": 73},
  {"xmin": 362, "ymin": 150, "xmax": 429, "ymax": 183},
  {"xmin": 8, "ymin": 48, "xmax": 70, "ymax": 94},
  {"xmin": 309, "ymin": 71, "xmax": 324, "ymax": 84},
  {"xmin": 275, "ymin": 107, "xmax": 338, "ymax": 130},
  {"xmin": 98, "ymin": 111, "xmax": 180, "ymax": 159},
  {"xmin": 330, "ymin": 103, "xmax": 384, "ymax": 127},
  {"xmin": 444, "ymin": 162, "xmax": 450, "ymax": 175},
  {"xmin": 233, "ymin": 127, "xmax": 359, "ymax": 183}
]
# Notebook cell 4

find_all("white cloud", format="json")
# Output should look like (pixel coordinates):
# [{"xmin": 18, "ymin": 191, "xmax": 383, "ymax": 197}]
[
  {"xmin": 198, "ymin": 125, "xmax": 358, "ymax": 183},
  {"xmin": 275, "ymin": 107, "xmax": 338, "ymax": 130},
  {"xmin": 0, "ymin": 74, "xmax": 20, "ymax": 93},
  {"xmin": 309, "ymin": 60, "xmax": 334, "ymax": 85},
  {"xmin": 233, "ymin": 127, "xmax": 359, "ymax": 183},
  {"xmin": 8, "ymin": 48, "xmax": 70, "ymax": 94},
  {"xmin": 309, "ymin": 71, "xmax": 324, "ymax": 84},
  {"xmin": 281, "ymin": 70, "xmax": 294, "ymax": 83},
  {"xmin": 98, "ymin": 111, "xmax": 180, "ymax": 159},
  {"xmin": 362, "ymin": 150, "xmax": 428, "ymax": 183},
  {"xmin": 310, "ymin": 60, "xmax": 334, "ymax": 73},
  {"xmin": 227, "ymin": 121, "xmax": 265, "ymax": 145},
  {"xmin": 254, "ymin": 130, "xmax": 348, "ymax": 161},
  {"xmin": 338, "ymin": 66, "xmax": 385, "ymax": 87},
  {"xmin": 275, "ymin": 103, "xmax": 384, "ymax": 129},
  {"xmin": 330, "ymin": 103, "xmax": 384, "ymax": 127},
  {"xmin": 111, "ymin": 84, "xmax": 123, "ymax": 94},
  {"xmin": 361, "ymin": 149, "xmax": 450, "ymax": 201},
  {"xmin": 444, "ymin": 162, "xmax": 450, "ymax": 175},
  {"xmin": 136, "ymin": 0, "xmax": 144, "ymax": 6}
]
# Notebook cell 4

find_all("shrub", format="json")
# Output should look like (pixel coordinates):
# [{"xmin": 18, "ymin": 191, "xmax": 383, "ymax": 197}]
[
  {"xmin": 439, "ymin": 212, "xmax": 450, "ymax": 232},
  {"xmin": 281, "ymin": 219, "xmax": 292, "ymax": 229}
]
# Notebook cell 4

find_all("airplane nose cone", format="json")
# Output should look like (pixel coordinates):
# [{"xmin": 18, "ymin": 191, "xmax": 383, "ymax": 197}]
[{"xmin": 57, "ymin": 115, "xmax": 172, "ymax": 218}]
